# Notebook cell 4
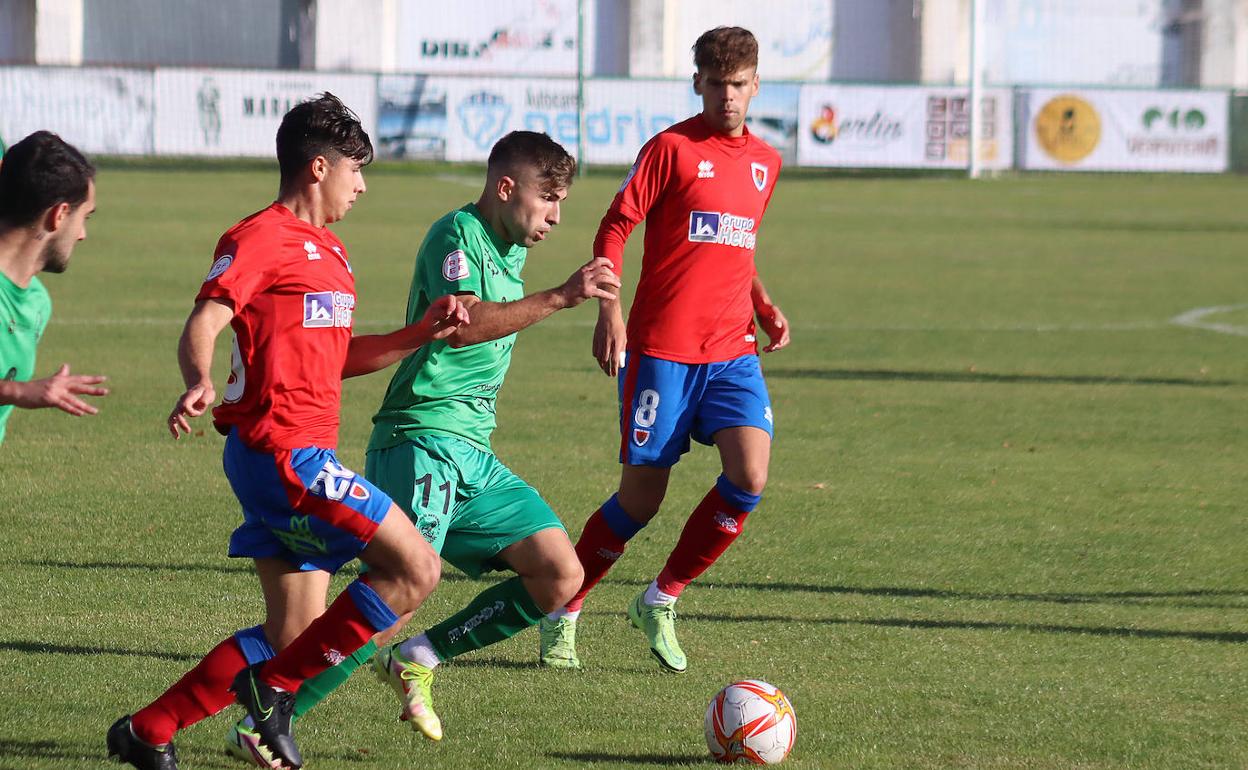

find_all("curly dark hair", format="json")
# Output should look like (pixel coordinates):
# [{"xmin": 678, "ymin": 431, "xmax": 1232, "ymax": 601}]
[{"xmin": 276, "ymin": 92, "xmax": 373, "ymax": 187}]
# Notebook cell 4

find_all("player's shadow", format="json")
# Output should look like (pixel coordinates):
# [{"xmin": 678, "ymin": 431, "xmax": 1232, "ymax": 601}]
[
  {"xmin": 0, "ymin": 737, "xmax": 97, "ymax": 763},
  {"xmin": 0, "ymin": 640, "xmax": 200, "ymax": 662},
  {"xmin": 691, "ymin": 579, "xmax": 1248, "ymax": 611},
  {"xmin": 547, "ymin": 750, "xmax": 709, "ymax": 766},
  {"xmin": 680, "ymin": 611, "xmax": 1248, "ymax": 645},
  {"xmin": 25, "ymin": 559, "xmax": 478, "ymax": 582},
  {"xmin": 766, "ymin": 367, "xmax": 1236, "ymax": 388}
]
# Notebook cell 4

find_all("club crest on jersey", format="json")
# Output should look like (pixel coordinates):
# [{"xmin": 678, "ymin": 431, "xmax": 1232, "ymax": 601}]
[
  {"xmin": 443, "ymin": 250, "xmax": 470, "ymax": 281},
  {"xmin": 204, "ymin": 255, "xmax": 233, "ymax": 282},
  {"xmin": 688, "ymin": 211, "xmax": 757, "ymax": 249},
  {"xmin": 632, "ymin": 428, "xmax": 651, "ymax": 447},
  {"xmin": 751, "ymin": 162, "xmax": 769, "ymax": 191},
  {"xmin": 303, "ymin": 291, "xmax": 355, "ymax": 329}
]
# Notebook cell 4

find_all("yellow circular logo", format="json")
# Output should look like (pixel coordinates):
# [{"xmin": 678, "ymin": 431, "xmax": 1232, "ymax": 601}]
[{"xmin": 1035, "ymin": 95, "xmax": 1101, "ymax": 164}]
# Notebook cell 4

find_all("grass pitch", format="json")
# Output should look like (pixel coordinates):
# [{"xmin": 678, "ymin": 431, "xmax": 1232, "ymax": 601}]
[{"xmin": 1, "ymin": 163, "xmax": 1245, "ymax": 769}]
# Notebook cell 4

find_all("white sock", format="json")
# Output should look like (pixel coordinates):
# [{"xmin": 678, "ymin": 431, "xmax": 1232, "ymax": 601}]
[
  {"xmin": 643, "ymin": 579, "xmax": 678, "ymax": 607},
  {"xmin": 546, "ymin": 608, "xmax": 581, "ymax": 622},
  {"xmin": 398, "ymin": 633, "xmax": 442, "ymax": 669}
]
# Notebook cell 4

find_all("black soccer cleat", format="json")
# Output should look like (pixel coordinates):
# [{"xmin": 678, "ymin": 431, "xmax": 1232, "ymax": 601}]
[
  {"xmin": 230, "ymin": 664, "xmax": 302, "ymax": 770},
  {"xmin": 107, "ymin": 715, "xmax": 178, "ymax": 770}
]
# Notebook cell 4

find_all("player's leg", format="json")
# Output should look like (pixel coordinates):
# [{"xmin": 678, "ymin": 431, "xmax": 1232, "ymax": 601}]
[
  {"xmin": 549, "ymin": 353, "xmax": 693, "ymax": 625},
  {"xmin": 637, "ymin": 355, "xmax": 773, "ymax": 672},
  {"xmin": 232, "ymin": 447, "xmax": 440, "ymax": 768}
]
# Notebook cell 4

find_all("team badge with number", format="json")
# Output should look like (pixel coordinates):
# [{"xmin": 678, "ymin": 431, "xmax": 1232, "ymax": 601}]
[
  {"xmin": 443, "ymin": 250, "xmax": 470, "ymax": 281},
  {"xmin": 751, "ymin": 162, "xmax": 769, "ymax": 192}
]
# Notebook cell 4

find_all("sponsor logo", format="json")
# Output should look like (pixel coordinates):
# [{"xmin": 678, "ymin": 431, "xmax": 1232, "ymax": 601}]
[
  {"xmin": 750, "ymin": 162, "xmax": 768, "ymax": 191},
  {"xmin": 447, "ymin": 600, "xmax": 506, "ymax": 643},
  {"xmin": 272, "ymin": 515, "xmax": 329, "ymax": 555},
  {"xmin": 197, "ymin": 77, "xmax": 221, "ymax": 146},
  {"xmin": 1034, "ymin": 94, "xmax": 1101, "ymax": 164},
  {"xmin": 925, "ymin": 95, "xmax": 999, "ymax": 163},
  {"xmin": 457, "ymin": 91, "xmax": 511, "ymax": 150},
  {"xmin": 324, "ymin": 648, "xmax": 346, "ymax": 666},
  {"xmin": 714, "ymin": 512, "xmax": 740, "ymax": 534},
  {"xmin": 764, "ymin": 406, "xmax": 774, "ymax": 424},
  {"xmin": 688, "ymin": 211, "xmax": 757, "ymax": 249},
  {"xmin": 632, "ymin": 428, "xmax": 651, "ymax": 446},
  {"xmin": 303, "ymin": 291, "xmax": 355, "ymax": 329},
  {"xmin": 442, "ymin": 249, "xmax": 470, "ymax": 281},
  {"xmin": 810, "ymin": 104, "xmax": 903, "ymax": 146},
  {"xmin": 697, "ymin": 159, "xmax": 715, "ymax": 179},
  {"xmin": 204, "ymin": 254, "xmax": 233, "ymax": 282},
  {"xmin": 304, "ymin": 241, "xmax": 321, "ymax": 261},
  {"xmin": 1129, "ymin": 105, "xmax": 1219, "ymax": 158}
]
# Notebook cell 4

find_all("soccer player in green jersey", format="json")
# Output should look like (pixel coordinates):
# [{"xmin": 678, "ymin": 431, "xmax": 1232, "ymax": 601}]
[
  {"xmin": 0, "ymin": 131, "xmax": 107, "ymax": 445},
  {"xmin": 224, "ymin": 130, "xmax": 617, "ymax": 758}
]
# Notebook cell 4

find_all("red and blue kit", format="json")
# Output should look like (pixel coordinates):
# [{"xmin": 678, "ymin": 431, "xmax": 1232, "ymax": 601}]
[
  {"xmin": 198, "ymin": 203, "xmax": 390, "ymax": 572},
  {"xmin": 595, "ymin": 117, "xmax": 781, "ymax": 466}
]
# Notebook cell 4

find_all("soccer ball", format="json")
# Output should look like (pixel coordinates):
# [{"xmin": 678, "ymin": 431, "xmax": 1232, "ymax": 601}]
[{"xmin": 704, "ymin": 679, "xmax": 797, "ymax": 764}]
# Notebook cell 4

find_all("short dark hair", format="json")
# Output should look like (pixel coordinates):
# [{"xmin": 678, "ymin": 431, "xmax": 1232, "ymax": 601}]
[
  {"xmin": 276, "ymin": 92, "xmax": 373, "ymax": 188},
  {"xmin": 487, "ymin": 131, "xmax": 576, "ymax": 192},
  {"xmin": 0, "ymin": 131, "xmax": 95, "ymax": 228},
  {"xmin": 692, "ymin": 26, "xmax": 759, "ymax": 74}
]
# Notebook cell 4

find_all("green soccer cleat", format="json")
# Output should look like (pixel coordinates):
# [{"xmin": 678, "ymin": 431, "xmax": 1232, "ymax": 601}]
[
  {"xmin": 373, "ymin": 644, "xmax": 443, "ymax": 741},
  {"xmin": 539, "ymin": 615, "xmax": 583, "ymax": 670},
  {"xmin": 225, "ymin": 719, "xmax": 280, "ymax": 768},
  {"xmin": 627, "ymin": 591, "xmax": 688, "ymax": 674}
]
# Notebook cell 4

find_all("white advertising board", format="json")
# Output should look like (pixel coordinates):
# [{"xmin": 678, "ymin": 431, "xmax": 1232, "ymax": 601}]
[
  {"xmin": 581, "ymin": 79, "xmax": 688, "ymax": 165},
  {"xmin": 154, "ymin": 69, "xmax": 377, "ymax": 157},
  {"xmin": 442, "ymin": 77, "xmax": 579, "ymax": 162},
  {"xmin": 1021, "ymin": 89, "xmax": 1228, "ymax": 172},
  {"xmin": 397, "ymin": 0, "xmax": 579, "ymax": 76},
  {"xmin": 0, "ymin": 66, "xmax": 153, "ymax": 155},
  {"xmin": 797, "ymin": 85, "xmax": 1013, "ymax": 170}
]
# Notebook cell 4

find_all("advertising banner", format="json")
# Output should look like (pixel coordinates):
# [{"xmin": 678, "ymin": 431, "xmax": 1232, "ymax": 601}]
[
  {"xmin": 1021, "ymin": 88, "xmax": 1228, "ymax": 172},
  {"xmin": 797, "ymin": 85, "xmax": 1013, "ymax": 169},
  {"xmin": 0, "ymin": 66, "xmax": 153, "ymax": 155},
  {"xmin": 581, "ymin": 79, "xmax": 688, "ymax": 165},
  {"xmin": 154, "ymin": 69, "xmax": 377, "ymax": 157},
  {"xmin": 397, "ymin": 0, "xmax": 579, "ymax": 76},
  {"xmin": 376, "ymin": 74, "xmax": 448, "ymax": 160},
  {"xmin": 442, "ymin": 77, "xmax": 579, "ymax": 162}
]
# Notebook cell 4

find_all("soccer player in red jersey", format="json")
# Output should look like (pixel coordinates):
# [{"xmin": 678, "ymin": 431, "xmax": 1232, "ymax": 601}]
[
  {"xmin": 108, "ymin": 94, "xmax": 468, "ymax": 770},
  {"xmin": 540, "ymin": 27, "xmax": 790, "ymax": 673}
]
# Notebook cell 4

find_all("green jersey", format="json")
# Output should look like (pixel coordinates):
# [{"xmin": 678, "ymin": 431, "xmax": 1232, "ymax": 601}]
[
  {"xmin": 369, "ymin": 203, "xmax": 526, "ymax": 454},
  {"xmin": 0, "ymin": 273, "xmax": 51, "ymax": 445}
]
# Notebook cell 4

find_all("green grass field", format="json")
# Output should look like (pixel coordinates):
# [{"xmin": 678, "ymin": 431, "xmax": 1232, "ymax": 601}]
[{"xmin": 1, "ymin": 163, "xmax": 1245, "ymax": 769}]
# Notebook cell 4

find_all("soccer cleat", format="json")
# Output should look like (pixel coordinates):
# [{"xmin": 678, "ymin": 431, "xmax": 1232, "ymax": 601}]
[
  {"xmin": 230, "ymin": 665, "xmax": 302, "ymax": 769},
  {"xmin": 628, "ymin": 591, "xmax": 688, "ymax": 674},
  {"xmin": 225, "ymin": 719, "xmax": 280, "ymax": 769},
  {"xmin": 538, "ymin": 615, "xmax": 583, "ymax": 670},
  {"xmin": 373, "ymin": 644, "xmax": 443, "ymax": 741},
  {"xmin": 107, "ymin": 715, "xmax": 179, "ymax": 770}
]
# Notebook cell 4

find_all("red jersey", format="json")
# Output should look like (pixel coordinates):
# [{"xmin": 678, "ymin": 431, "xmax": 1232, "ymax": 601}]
[
  {"xmin": 196, "ymin": 203, "xmax": 356, "ymax": 451},
  {"xmin": 595, "ymin": 115, "xmax": 781, "ymax": 364}
]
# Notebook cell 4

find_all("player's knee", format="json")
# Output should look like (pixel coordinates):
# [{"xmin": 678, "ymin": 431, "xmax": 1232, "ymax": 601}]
[{"xmin": 730, "ymin": 467, "xmax": 768, "ymax": 497}]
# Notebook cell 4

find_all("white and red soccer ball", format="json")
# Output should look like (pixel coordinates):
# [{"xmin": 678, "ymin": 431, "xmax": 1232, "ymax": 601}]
[{"xmin": 704, "ymin": 679, "xmax": 797, "ymax": 764}]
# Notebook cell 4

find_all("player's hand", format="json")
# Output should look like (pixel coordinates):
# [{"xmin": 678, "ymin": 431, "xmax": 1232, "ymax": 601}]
[
  {"xmin": 560, "ymin": 257, "xmax": 620, "ymax": 309},
  {"xmin": 419, "ymin": 294, "xmax": 471, "ymax": 341},
  {"xmin": 593, "ymin": 309, "xmax": 627, "ymax": 376},
  {"xmin": 758, "ymin": 305, "xmax": 791, "ymax": 353},
  {"xmin": 13, "ymin": 363, "xmax": 108, "ymax": 415},
  {"xmin": 168, "ymin": 382, "xmax": 215, "ymax": 439}
]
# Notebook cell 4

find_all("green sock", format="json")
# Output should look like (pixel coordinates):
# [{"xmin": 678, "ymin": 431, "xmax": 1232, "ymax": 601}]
[
  {"xmin": 426, "ymin": 576, "xmax": 543, "ymax": 661},
  {"xmin": 292, "ymin": 638, "xmax": 378, "ymax": 720}
]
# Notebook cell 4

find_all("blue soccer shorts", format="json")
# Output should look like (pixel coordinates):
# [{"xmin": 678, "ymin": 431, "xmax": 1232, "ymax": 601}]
[
  {"xmin": 222, "ymin": 429, "xmax": 393, "ymax": 573},
  {"xmin": 617, "ymin": 352, "xmax": 774, "ymax": 468}
]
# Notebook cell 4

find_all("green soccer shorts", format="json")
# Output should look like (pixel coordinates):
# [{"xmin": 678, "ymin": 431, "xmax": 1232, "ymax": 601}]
[{"xmin": 364, "ymin": 432, "xmax": 565, "ymax": 578}]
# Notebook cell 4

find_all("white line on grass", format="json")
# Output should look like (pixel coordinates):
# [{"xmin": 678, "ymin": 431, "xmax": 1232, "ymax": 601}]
[{"xmin": 1169, "ymin": 305, "xmax": 1248, "ymax": 338}]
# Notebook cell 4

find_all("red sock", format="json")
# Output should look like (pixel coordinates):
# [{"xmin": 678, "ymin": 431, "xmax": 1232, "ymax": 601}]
[
  {"xmin": 656, "ymin": 484, "xmax": 752, "ymax": 599},
  {"xmin": 566, "ymin": 507, "xmax": 630, "ymax": 612},
  {"xmin": 130, "ymin": 636, "xmax": 248, "ymax": 745},
  {"xmin": 259, "ymin": 587, "xmax": 379, "ymax": 693}
]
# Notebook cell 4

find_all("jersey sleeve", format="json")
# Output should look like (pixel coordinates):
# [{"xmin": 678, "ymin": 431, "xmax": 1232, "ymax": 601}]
[
  {"xmin": 596, "ymin": 132, "xmax": 678, "ymax": 275},
  {"xmin": 417, "ymin": 217, "xmax": 486, "ymax": 301},
  {"xmin": 195, "ymin": 233, "xmax": 280, "ymax": 311}
]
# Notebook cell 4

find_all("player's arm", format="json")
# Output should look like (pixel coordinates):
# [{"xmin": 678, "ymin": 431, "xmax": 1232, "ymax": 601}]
[
  {"xmin": 0, "ymin": 364, "xmax": 108, "ymax": 416},
  {"xmin": 442, "ymin": 256, "xmax": 619, "ymax": 347},
  {"xmin": 751, "ymin": 274, "xmax": 790, "ymax": 353},
  {"xmin": 168, "ymin": 297, "xmax": 233, "ymax": 438},
  {"xmin": 342, "ymin": 294, "xmax": 470, "ymax": 378}
]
